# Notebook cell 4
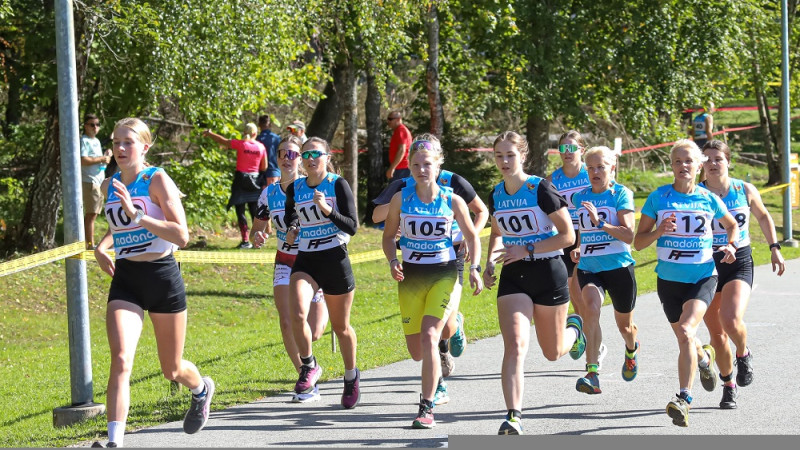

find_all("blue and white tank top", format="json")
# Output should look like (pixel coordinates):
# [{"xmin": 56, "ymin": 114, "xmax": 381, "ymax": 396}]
[
  {"xmin": 693, "ymin": 113, "xmax": 709, "ymax": 140},
  {"xmin": 293, "ymin": 173, "xmax": 350, "ymax": 252},
  {"xmin": 573, "ymin": 182, "xmax": 636, "ymax": 273},
  {"xmin": 491, "ymin": 175, "xmax": 562, "ymax": 259},
  {"xmin": 258, "ymin": 182, "xmax": 300, "ymax": 255},
  {"xmin": 699, "ymin": 178, "xmax": 751, "ymax": 249},
  {"xmin": 398, "ymin": 184, "xmax": 456, "ymax": 264},
  {"xmin": 640, "ymin": 184, "xmax": 728, "ymax": 283},
  {"xmin": 105, "ymin": 166, "xmax": 177, "ymax": 259},
  {"xmin": 404, "ymin": 170, "xmax": 465, "ymax": 243},
  {"xmin": 551, "ymin": 165, "xmax": 590, "ymax": 229}
]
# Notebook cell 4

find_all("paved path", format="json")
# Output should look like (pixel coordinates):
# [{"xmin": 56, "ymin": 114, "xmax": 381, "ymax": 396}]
[{"xmin": 115, "ymin": 259, "xmax": 800, "ymax": 447}]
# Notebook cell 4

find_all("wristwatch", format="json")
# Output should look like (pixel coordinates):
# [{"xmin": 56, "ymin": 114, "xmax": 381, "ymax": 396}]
[
  {"xmin": 770, "ymin": 242, "xmax": 782, "ymax": 251},
  {"xmin": 469, "ymin": 264, "xmax": 482, "ymax": 273},
  {"xmin": 596, "ymin": 220, "xmax": 606, "ymax": 229},
  {"xmin": 526, "ymin": 242, "xmax": 535, "ymax": 259},
  {"xmin": 133, "ymin": 209, "xmax": 145, "ymax": 224}
]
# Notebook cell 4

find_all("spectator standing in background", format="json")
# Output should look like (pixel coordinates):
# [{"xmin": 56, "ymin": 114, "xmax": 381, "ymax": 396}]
[
  {"xmin": 257, "ymin": 115, "xmax": 281, "ymax": 186},
  {"xmin": 80, "ymin": 113, "xmax": 112, "ymax": 249},
  {"xmin": 202, "ymin": 123, "xmax": 266, "ymax": 249},
  {"xmin": 287, "ymin": 120, "xmax": 308, "ymax": 144},
  {"xmin": 691, "ymin": 101, "xmax": 715, "ymax": 148},
  {"xmin": 386, "ymin": 111, "xmax": 411, "ymax": 182}
]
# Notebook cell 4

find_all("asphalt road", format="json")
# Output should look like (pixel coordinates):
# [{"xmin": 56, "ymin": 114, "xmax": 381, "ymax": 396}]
[{"xmin": 99, "ymin": 259, "xmax": 800, "ymax": 448}]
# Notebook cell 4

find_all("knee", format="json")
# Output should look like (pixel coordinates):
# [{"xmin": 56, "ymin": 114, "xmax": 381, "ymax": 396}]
[
  {"xmin": 331, "ymin": 322, "xmax": 351, "ymax": 338},
  {"xmin": 675, "ymin": 324, "xmax": 696, "ymax": 345},
  {"xmin": 504, "ymin": 339, "xmax": 528, "ymax": 360},
  {"xmin": 310, "ymin": 327, "xmax": 325, "ymax": 342},
  {"xmin": 110, "ymin": 353, "xmax": 134, "ymax": 377}
]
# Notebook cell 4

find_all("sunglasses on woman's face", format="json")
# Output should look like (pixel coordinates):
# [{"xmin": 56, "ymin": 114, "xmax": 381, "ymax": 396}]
[
  {"xmin": 558, "ymin": 144, "xmax": 580, "ymax": 153},
  {"xmin": 279, "ymin": 149, "xmax": 300, "ymax": 160},
  {"xmin": 411, "ymin": 140, "xmax": 434, "ymax": 152},
  {"xmin": 301, "ymin": 150, "xmax": 327, "ymax": 159}
]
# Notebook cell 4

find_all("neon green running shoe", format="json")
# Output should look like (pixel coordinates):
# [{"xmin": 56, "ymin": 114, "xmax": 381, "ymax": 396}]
[
  {"xmin": 566, "ymin": 314, "xmax": 586, "ymax": 360},
  {"xmin": 622, "ymin": 341, "xmax": 640, "ymax": 382},
  {"xmin": 699, "ymin": 344, "xmax": 718, "ymax": 392}
]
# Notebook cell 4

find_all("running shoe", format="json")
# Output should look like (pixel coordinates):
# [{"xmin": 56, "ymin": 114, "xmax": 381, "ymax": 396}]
[
  {"xmin": 412, "ymin": 396, "xmax": 435, "ymax": 429},
  {"xmin": 497, "ymin": 411, "xmax": 523, "ymax": 435},
  {"xmin": 666, "ymin": 394, "xmax": 691, "ymax": 427},
  {"xmin": 341, "ymin": 368, "xmax": 361, "ymax": 409},
  {"xmin": 183, "ymin": 376, "xmax": 215, "ymax": 434},
  {"xmin": 295, "ymin": 364, "xmax": 322, "ymax": 394},
  {"xmin": 596, "ymin": 342, "xmax": 608, "ymax": 372},
  {"xmin": 238, "ymin": 241, "xmax": 253, "ymax": 249},
  {"xmin": 576, "ymin": 371, "xmax": 602, "ymax": 395},
  {"xmin": 291, "ymin": 385, "xmax": 321, "ymax": 403},
  {"xmin": 566, "ymin": 314, "xmax": 586, "ymax": 360},
  {"xmin": 440, "ymin": 350, "xmax": 455, "ymax": 378},
  {"xmin": 621, "ymin": 341, "xmax": 640, "ymax": 382},
  {"xmin": 450, "ymin": 312, "xmax": 467, "ymax": 357},
  {"xmin": 91, "ymin": 441, "xmax": 117, "ymax": 448},
  {"xmin": 719, "ymin": 384, "xmax": 738, "ymax": 410},
  {"xmin": 736, "ymin": 349, "xmax": 754, "ymax": 387},
  {"xmin": 699, "ymin": 344, "xmax": 718, "ymax": 392},
  {"xmin": 433, "ymin": 379, "xmax": 450, "ymax": 405}
]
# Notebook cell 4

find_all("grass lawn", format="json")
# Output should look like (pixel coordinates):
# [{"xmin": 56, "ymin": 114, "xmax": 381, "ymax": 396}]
[{"xmin": 1, "ymin": 157, "xmax": 799, "ymax": 446}]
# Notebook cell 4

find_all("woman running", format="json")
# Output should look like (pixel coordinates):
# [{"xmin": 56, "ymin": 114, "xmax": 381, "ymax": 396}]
[
  {"xmin": 547, "ymin": 131, "xmax": 603, "ymax": 362},
  {"xmin": 371, "ymin": 165, "xmax": 489, "ymax": 382},
  {"xmin": 699, "ymin": 139, "xmax": 785, "ymax": 409},
  {"xmin": 251, "ymin": 135, "xmax": 329, "ymax": 402},
  {"xmin": 570, "ymin": 146, "xmax": 639, "ymax": 395},
  {"xmin": 92, "ymin": 118, "xmax": 213, "ymax": 448},
  {"xmin": 202, "ymin": 124, "xmax": 266, "ymax": 249},
  {"xmin": 484, "ymin": 131, "xmax": 585, "ymax": 435},
  {"xmin": 381, "ymin": 134, "xmax": 484, "ymax": 429},
  {"xmin": 634, "ymin": 139, "xmax": 738, "ymax": 427},
  {"xmin": 283, "ymin": 137, "xmax": 361, "ymax": 409}
]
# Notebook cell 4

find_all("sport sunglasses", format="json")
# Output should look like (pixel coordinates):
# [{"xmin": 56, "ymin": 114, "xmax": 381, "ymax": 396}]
[
  {"xmin": 279, "ymin": 149, "xmax": 300, "ymax": 160},
  {"xmin": 411, "ymin": 140, "xmax": 434, "ymax": 152},
  {"xmin": 558, "ymin": 144, "xmax": 581, "ymax": 153},
  {"xmin": 301, "ymin": 149, "xmax": 328, "ymax": 159}
]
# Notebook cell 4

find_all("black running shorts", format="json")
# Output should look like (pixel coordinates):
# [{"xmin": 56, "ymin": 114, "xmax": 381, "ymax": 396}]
[
  {"xmin": 292, "ymin": 245, "xmax": 356, "ymax": 295},
  {"xmin": 108, "ymin": 254, "xmax": 187, "ymax": 313},
  {"xmin": 657, "ymin": 276, "xmax": 718, "ymax": 324},
  {"xmin": 713, "ymin": 246, "xmax": 754, "ymax": 292},
  {"xmin": 577, "ymin": 265, "xmax": 637, "ymax": 313},
  {"xmin": 497, "ymin": 257, "xmax": 570, "ymax": 306}
]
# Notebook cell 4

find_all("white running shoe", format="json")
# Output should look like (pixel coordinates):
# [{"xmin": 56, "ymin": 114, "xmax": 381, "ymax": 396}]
[{"xmin": 292, "ymin": 385, "xmax": 321, "ymax": 403}]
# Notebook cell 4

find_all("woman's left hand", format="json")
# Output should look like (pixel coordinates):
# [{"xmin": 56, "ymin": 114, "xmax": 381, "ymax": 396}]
[
  {"xmin": 313, "ymin": 189, "xmax": 332, "ymax": 216},
  {"xmin": 469, "ymin": 268, "xmax": 484, "ymax": 295}
]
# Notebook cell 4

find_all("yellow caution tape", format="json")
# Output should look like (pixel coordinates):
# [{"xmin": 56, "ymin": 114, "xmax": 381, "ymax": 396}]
[
  {"xmin": 0, "ymin": 241, "xmax": 85, "ymax": 277},
  {"xmin": 758, "ymin": 183, "xmax": 790, "ymax": 195},
  {"xmin": 175, "ymin": 250, "xmax": 275, "ymax": 264}
]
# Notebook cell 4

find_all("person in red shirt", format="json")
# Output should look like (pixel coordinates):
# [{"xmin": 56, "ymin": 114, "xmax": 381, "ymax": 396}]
[
  {"xmin": 386, "ymin": 111, "xmax": 412, "ymax": 182},
  {"xmin": 203, "ymin": 123, "xmax": 266, "ymax": 248}
]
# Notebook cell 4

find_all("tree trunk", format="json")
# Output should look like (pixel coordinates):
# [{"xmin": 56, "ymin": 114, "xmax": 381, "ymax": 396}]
[
  {"xmin": 3, "ymin": 53, "xmax": 22, "ymax": 136},
  {"xmin": 756, "ymin": 91, "xmax": 783, "ymax": 185},
  {"xmin": 363, "ymin": 61, "xmax": 384, "ymax": 226},
  {"xmin": 342, "ymin": 62, "xmax": 359, "ymax": 219},
  {"xmin": 524, "ymin": 114, "xmax": 549, "ymax": 177},
  {"xmin": 9, "ymin": 101, "xmax": 63, "ymax": 252},
  {"xmin": 425, "ymin": 4, "xmax": 445, "ymax": 138},
  {"xmin": 306, "ymin": 62, "xmax": 349, "ymax": 142}
]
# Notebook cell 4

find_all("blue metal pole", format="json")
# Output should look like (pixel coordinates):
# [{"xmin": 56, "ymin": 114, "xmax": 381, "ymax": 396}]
[{"xmin": 781, "ymin": 0, "xmax": 797, "ymax": 246}]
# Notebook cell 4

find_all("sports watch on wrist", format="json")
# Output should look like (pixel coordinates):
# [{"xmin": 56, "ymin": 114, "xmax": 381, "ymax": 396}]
[
  {"xmin": 596, "ymin": 220, "xmax": 605, "ymax": 229},
  {"xmin": 770, "ymin": 242, "xmax": 782, "ymax": 251},
  {"xmin": 133, "ymin": 209, "xmax": 145, "ymax": 224},
  {"xmin": 469, "ymin": 264, "xmax": 482, "ymax": 273},
  {"xmin": 526, "ymin": 242, "xmax": 535, "ymax": 259}
]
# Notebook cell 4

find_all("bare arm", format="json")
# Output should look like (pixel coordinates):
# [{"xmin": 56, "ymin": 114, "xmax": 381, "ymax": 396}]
[
  {"xmin": 141, "ymin": 171, "xmax": 190, "ymax": 248},
  {"xmin": 382, "ymin": 193, "xmax": 404, "ymax": 281},
  {"xmin": 202, "ymin": 130, "xmax": 232, "ymax": 148},
  {"xmin": 745, "ymin": 183, "xmax": 785, "ymax": 275},
  {"xmin": 634, "ymin": 214, "xmax": 664, "ymax": 251},
  {"xmin": 452, "ymin": 195, "xmax": 483, "ymax": 295},
  {"xmin": 468, "ymin": 195, "xmax": 489, "ymax": 232},
  {"xmin": 386, "ymin": 143, "xmax": 407, "ymax": 179}
]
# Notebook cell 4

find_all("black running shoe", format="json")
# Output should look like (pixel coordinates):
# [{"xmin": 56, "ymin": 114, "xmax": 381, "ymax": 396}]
[
  {"xmin": 91, "ymin": 441, "xmax": 117, "ymax": 448},
  {"xmin": 720, "ymin": 384, "xmax": 738, "ymax": 409},
  {"xmin": 736, "ymin": 350, "xmax": 754, "ymax": 387},
  {"xmin": 183, "ymin": 377, "xmax": 215, "ymax": 434}
]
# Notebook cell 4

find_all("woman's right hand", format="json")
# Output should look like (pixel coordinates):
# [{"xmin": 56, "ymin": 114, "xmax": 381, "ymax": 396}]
[
  {"xmin": 390, "ymin": 259, "xmax": 404, "ymax": 281},
  {"xmin": 94, "ymin": 247, "xmax": 115, "ymax": 277},
  {"xmin": 482, "ymin": 263, "xmax": 496, "ymax": 289},
  {"xmin": 287, "ymin": 226, "xmax": 299, "ymax": 245},
  {"xmin": 252, "ymin": 231, "xmax": 268, "ymax": 248}
]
